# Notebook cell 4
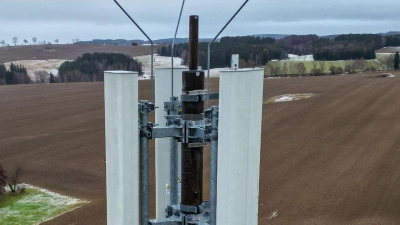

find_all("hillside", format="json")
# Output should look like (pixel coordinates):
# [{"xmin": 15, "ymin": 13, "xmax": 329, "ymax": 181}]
[{"xmin": 0, "ymin": 44, "xmax": 152, "ymax": 62}]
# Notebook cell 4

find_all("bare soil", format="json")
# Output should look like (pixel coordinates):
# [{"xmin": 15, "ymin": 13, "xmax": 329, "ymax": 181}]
[
  {"xmin": 2, "ymin": 73, "xmax": 400, "ymax": 224},
  {"xmin": 0, "ymin": 44, "xmax": 153, "ymax": 62}
]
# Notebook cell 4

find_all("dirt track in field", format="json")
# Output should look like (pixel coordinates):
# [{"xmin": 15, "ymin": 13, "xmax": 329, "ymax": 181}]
[
  {"xmin": 2, "ymin": 73, "xmax": 400, "ymax": 224},
  {"xmin": 0, "ymin": 44, "xmax": 153, "ymax": 62}
]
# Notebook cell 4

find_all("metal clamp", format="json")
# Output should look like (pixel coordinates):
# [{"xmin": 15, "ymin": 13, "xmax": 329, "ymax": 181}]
[
  {"xmin": 181, "ymin": 91, "xmax": 219, "ymax": 102},
  {"xmin": 139, "ymin": 101, "xmax": 155, "ymax": 138},
  {"xmin": 164, "ymin": 97, "xmax": 181, "ymax": 115},
  {"xmin": 150, "ymin": 202, "xmax": 210, "ymax": 225},
  {"xmin": 139, "ymin": 100, "xmax": 155, "ymax": 113},
  {"xmin": 149, "ymin": 108, "xmax": 218, "ymax": 147}
]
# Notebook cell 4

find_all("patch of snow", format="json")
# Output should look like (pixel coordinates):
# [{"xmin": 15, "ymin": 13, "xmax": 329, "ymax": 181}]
[
  {"xmin": 22, "ymin": 184, "xmax": 84, "ymax": 206},
  {"xmin": 275, "ymin": 95, "xmax": 295, "ymax": 102},
  {"xmin": 376, "ymin": 53, "xmax": 394, "ymax": 55},
  {"xmin": 134, "ymin": 54, "xmax": 231, "ymax": 78},
  {"xmin": 139, "ymin": 74, "xmax": 152, "ymax": 80},
  {"xmin": 378, "ymin": 73, "xmax": 395, "ymax": 78},
  {"xmin": 285, "ymin": 54, "xmax": 314, "ymax": 61},
  {"xmin": 134, "ymin": 54, "xmax": 185, "ymax": 78},
  {"xmin": 269, "ymin": 211, "xmax": 278, "ymax": 219},
  {"xmin": 208, "ymin": 68, "xmax": 231, "ymax": 77},
  {"xmin": 267, "ymin": 93, "xmax": 315, "ymax": 104}
]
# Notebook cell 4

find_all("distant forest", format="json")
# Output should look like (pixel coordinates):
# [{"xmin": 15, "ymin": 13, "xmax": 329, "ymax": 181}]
[
  {"xmin": 158, "ymin": 34, "xmax": 400, "ymax": 69},
  {"xmin": 58, "ymin": 53, "xmax": 143, "ymax": 83}
]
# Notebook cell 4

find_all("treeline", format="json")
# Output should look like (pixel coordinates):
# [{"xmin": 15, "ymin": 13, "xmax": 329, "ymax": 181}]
[
  {"xmin": 386, "ymin": 35, "xmax": 400, "ymax": 46},
  {"xmin": 265, "ymin": 59, "xmax": 384, "ymax": 77},
  {"xmin": 313, "ymin": 34, "xmax": 400, "ymax": 60},
  {"xmin": 0, "ymin": 63, "xmax": 31, "ymax": 85},
  {"xmin": 158, "ymin": 34, "xmax": 400, "ymax": 69},
  {"xmin": 158, "ymin": 36, "xmax": 286, "ymax": 69},
  {"xmin": 276, "ymin": 34, "xmax": 318, "ymax": 56},
  {"xmin": 58, "ymin": 52, "xmax": 143, "ymax": 83},
  {"xmin": 220, "ymin": 36, "xmax": 275, "ymax": 45}
]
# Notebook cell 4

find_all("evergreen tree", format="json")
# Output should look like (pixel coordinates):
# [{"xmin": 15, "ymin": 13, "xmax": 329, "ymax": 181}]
[
  {"xmin": 5, "ymin": 71, "xmax": 14, "ymax": 85},
  {"xmin": 49, "ymin": 73, "xmax": 55, "ymax": 83},
  {"xmin": 394, "ymin": 52, "xmax": 400, "ymax": 70},
  {"xmin": 0, "ymin": 63, "xmax": 6, "ymax": 82}
]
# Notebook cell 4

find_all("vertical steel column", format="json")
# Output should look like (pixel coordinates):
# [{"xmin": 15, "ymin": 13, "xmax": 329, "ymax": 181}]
[
  {"xmin": 170, "ymin": 97, "xmax": 179, "ymax": 206},
  {"xmin": 188, "ymin": 16, "xmax": 199, "ymax": 70},
  {"xmin": 181, "ymin": 15, "xmax": 204, "ymax": 209},
  {"xmin": 210, "ymin": 106, "xmax": 219, "ymax": 225},
  {"xmin": 170, "ymin": 138, "xmax": 179, "ymax": 205},
  {"xmin": 139, "ymin": 100, "xmax": 150, "ymax": 225}
]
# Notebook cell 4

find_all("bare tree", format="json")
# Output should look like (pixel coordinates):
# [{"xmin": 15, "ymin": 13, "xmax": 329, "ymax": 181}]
[
  {"xmin": 282, "ymin": 62, "xmax": 288, "ymax": 75},
  {"xmin": 55, "ymin": 39, "xmax": 59, "ymax": 44},
  {"xmin": 384, "ymin": 55, "xmax": 395, "ymax": 71},
  {"xmin": 71, "ymin": 38, "xmax": 80, "ymax": 44},
  {"xmin": 34, "ymin": 70, "xmax": 49, "ymax": 83},
  {"xmin": 265, "ymin": 62, "xmax": 282, "ymax": 76},
  {"xmin": 377, "ymin": 55, "xmax": 394, "ymax": 71},
  {"xmin": 297, "ymin": 62, "xmax": 307, "ymax": 75},
  {"xmin": 9, "ymin": 167, "xmax": 24, "ymax": 193},
  {"xmin": 289, "ymin": 63, "xmax": 296, "ymax": 75},
  {"xmin": 0, "ymin": 164, "xmax": 6, "ymax": 194},
  {"xmin": 318, "ymin": 61, "xmax": 326, "ymax": 74},
  {"xmin": 311, "ymin": 61, "xmax": 319, "ymax": 75},
  {"xmin": 32, "ymin": 37, "xmax": 37, "ymax": 45},
  {"xmin": 358, "ymin": 58, "xmax": 366, "ymax": 71},
  {"xmin": 12, "ymin": 37, "xmax": 18, "ymax": 46},
  {"xmin": 0, "ymin": 40, "xmax": 5, "ymax": 46}
]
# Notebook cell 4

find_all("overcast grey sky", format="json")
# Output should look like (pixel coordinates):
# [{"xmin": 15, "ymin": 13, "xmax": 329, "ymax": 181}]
[{"xmin": 0, "ymin": 0, "xmax": 399, "ymax": 44}]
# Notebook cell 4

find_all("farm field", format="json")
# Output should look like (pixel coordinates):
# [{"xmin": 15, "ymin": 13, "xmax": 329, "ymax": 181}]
[
  {"xmin": 0, "ymin": 44, "xmax": 152, "ymax": 62},
  {"xmin": 265, "ymin": 60, "xmax": 385, "ymax": 75},
  {"xmin": 2, "ymin": 73, "xmax": 400, "ymax": 224},
  {"xmin": 0, "ymin": 44, "xmax": 154, "ymax": 81},
  {"xmin": 376, "ymin": 53, "xmax": 395, "ymax": 59},
  {"xmin": 376, "ymin": 46, "xmax": 400, "ymax": 54}
]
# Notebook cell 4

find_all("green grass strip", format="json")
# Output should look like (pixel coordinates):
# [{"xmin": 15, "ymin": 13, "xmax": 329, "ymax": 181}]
[{"xmin": 0, "ymin": 185, "xmax": 88, "ymax": 225}]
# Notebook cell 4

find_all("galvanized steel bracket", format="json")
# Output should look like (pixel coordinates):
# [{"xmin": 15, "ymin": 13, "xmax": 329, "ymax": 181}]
[
  {"xmin": 139, "ymin": 100, "xmax": 155, "ymax": 113},
  {"xmin": 145, "ymin": 105, "xmax": 219, "ymax": 148},
  {"xmin": 150, "ymin": 202, "xmax": 210, "ymax": 225},
  {"xmin": 164, "ymin": 97, "xmax": 182, "ymax": 115},
  {"xmin": 181, "ymin": 91, "xmax": 219, "ymax": 102},
  {"xmin": 138, "ymin": 101, "xmax": 155, "ymax": 138}
]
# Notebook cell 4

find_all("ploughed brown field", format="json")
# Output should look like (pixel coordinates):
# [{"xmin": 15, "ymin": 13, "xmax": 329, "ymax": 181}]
[
  {"xmin": 1, "ymin": 73, "xmax": 400, "ymax": 225},
  {"xmin": 0, "ymin": 44, "xmax": 152, "ymax": 62}
]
